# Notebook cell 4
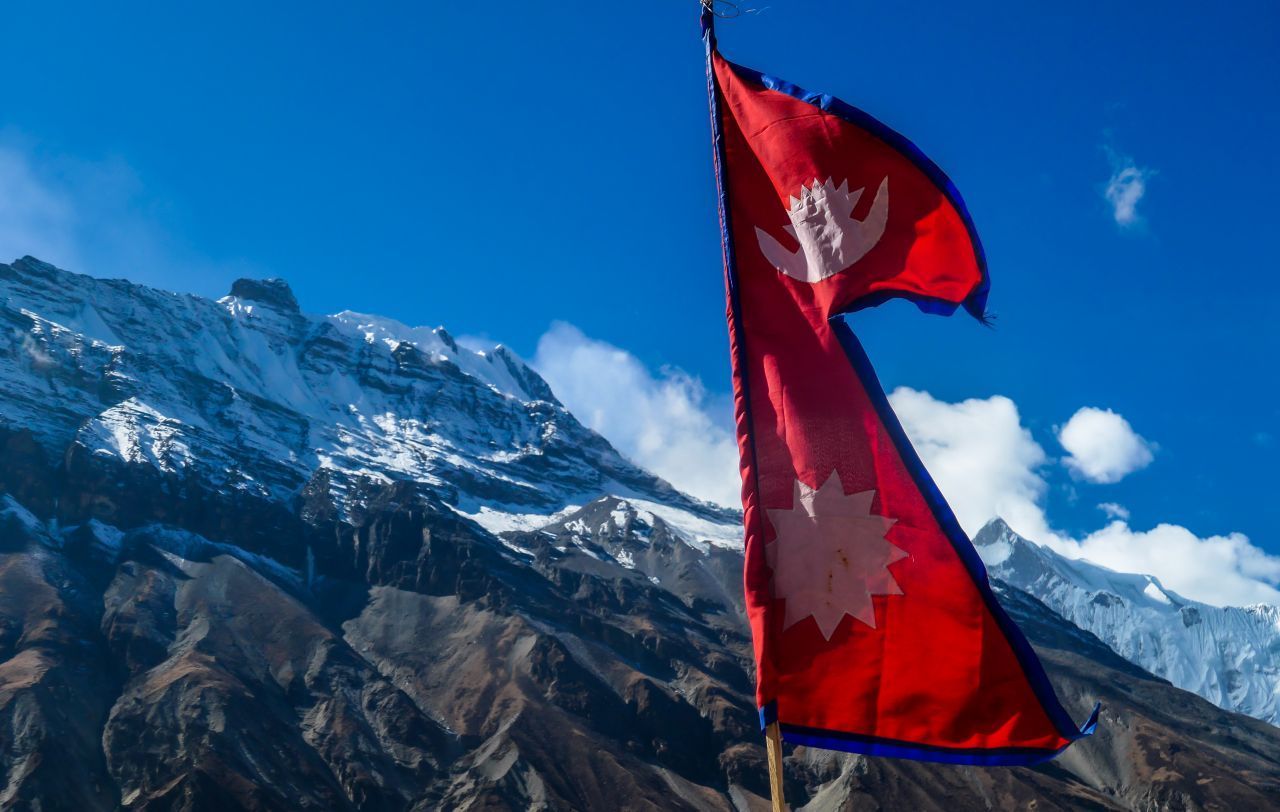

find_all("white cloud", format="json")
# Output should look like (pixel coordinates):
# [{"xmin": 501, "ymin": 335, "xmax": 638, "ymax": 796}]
[
  {"xmin": 892, "ymin": 387, "xmax": 1279, "ymax": 607},
  {"xmin": 1058, "ymin": 406, "xmax": 1154, "ymax": 483},
  {"xmin": 1098, "ymin": 502, "xmax": 1130, "ymax": 521},
  {"xmin": 1063, "ymin": 522, "xmax": 1280, "ymax": 606},
  {"xmin": 888, "ymin": 387, "xmax": 1053, "ymax": 542},
  {"xmin": 532, "ymin": 322, "xmax": 740, "ymax": 507},
  {"xmin": 1103, "ymin": 150, "xmax": 1152, "ymax": 227}
]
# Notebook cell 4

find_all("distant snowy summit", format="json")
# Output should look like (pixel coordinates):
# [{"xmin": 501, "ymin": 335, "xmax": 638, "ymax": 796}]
[
  {"xmin": 0, "ymin": 256, "xmax": 737, "ymax": 543},
  {"xmin": 976, "ymin": 518, "xmax": 1280, "ymax": 726}
]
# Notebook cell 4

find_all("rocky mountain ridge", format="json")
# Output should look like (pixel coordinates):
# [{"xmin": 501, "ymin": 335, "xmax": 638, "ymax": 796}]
[
  {"xmin": 1, "ymin": 257, "xmax": 1279, "ymax": 810},
  {"xmin": 0, "ymin": 255, "xmax": 728, "ymax": 527}
]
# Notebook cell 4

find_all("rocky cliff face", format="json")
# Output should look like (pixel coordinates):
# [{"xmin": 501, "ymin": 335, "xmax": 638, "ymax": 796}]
[{"xmin": 2, "ymin": 257, "xmax": 1279, "ymax": 811}]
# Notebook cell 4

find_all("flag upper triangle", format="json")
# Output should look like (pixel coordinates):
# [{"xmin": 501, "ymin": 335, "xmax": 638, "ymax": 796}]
[{"xmin": 706, "ymin": 37, "xmax": 1095, "ymax": 764}]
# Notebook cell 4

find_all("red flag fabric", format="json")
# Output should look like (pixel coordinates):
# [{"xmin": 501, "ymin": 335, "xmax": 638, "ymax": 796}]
[{"xmin": 704, "ymin": 22, "xmax": 1095, "ymax": 764}]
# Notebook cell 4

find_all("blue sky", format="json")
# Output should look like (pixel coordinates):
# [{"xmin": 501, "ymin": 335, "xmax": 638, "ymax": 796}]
[{"xmin": 1, "ymin": 2, "xmax": 1277, "ymax": 602}]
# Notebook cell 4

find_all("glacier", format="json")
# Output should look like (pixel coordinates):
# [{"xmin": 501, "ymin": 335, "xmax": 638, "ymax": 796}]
[{"xmin": 976, "ymin": 518, "xmax": 1280, "ymax": 725}]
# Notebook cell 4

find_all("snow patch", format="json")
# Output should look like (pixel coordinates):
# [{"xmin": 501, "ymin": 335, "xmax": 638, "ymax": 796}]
[
  {"xmin": 610, "ymin": 502, "xmax": 631, "ymax": 528},
  {"xmin": 328, "ymin": 311, "xmax": 541, "ymax": 403},
  {"xmin": 1143, "ymin": 579, "xmax": 1172, "ymax": 605},
  {"xmin": 454, "ymin": 503, "xmax": 581, "ymax": 536},
  {"xmin": 627, "ymin": 498, "xmax": 743, "ymax": 552},
  {"xmin": 498, "ymin": 538, "xmax": 536, "ymax": 558},
  {"xmin": 978, "ymin": 540, "xmax": 1012, "ymax": 567},
  {"xmin": 79, "ymin": 399, "xmax": 195, "ymax": 473}
]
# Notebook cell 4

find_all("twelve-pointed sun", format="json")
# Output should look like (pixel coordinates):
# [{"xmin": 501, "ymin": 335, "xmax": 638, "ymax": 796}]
[{"xmin": 765, "ymin": 472, "xmax": 907, "ymax": 639}]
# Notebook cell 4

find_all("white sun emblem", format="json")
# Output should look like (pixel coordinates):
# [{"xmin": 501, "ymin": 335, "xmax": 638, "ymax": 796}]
[
  {"xmin": 754, "ymin": 176, "xmax": 889, "ymax": 283},
  {"xmin": 765, "ymin": 472, "xmax": 906, "ymax": 639}
]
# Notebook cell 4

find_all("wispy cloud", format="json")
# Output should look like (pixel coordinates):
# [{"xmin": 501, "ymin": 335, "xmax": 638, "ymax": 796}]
[
  {"xmin": 1103, "ymin": 147, "xmax": 1153, "ymax": 228},
  {"xmin": 0, "ymin": 141, "xmax": 81, "ymax": 269},
  {"xmin": 0, "ymin": 135, "xmax": 253, "ymax": 290},
  {"xmin": 1098, "ymin": 502, "xmax": 1130, "ymax": 521},
  {"xmin": 532, "ymin": 322, "xmax": 741, "ymax": 507}
]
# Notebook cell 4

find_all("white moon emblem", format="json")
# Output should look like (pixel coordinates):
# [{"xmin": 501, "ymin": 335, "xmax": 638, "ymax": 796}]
[{"xmin": 754, "ymin": 177, "xmax": 888, "ymax": 284}]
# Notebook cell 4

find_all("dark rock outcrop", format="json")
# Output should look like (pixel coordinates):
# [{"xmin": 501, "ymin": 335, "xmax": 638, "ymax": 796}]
[{"xmin": 227, "ymin": 278, "xmax": 301, "ymax": 313}]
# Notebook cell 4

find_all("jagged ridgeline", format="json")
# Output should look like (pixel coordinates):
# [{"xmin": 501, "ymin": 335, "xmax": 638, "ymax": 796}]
[
  {"xmin": 1, "ymin": 256, "xmax": 1279, "ymax": 810},
  {"xmin": 976, "ymin": 519, "xmax": 1280, "ymax": 727}
]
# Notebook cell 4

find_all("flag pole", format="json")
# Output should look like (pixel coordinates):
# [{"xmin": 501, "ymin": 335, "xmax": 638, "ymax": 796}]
[
  {"xmin": 701, "ymin": 2, "xmax": 788, "ymax": 809},
  {"xmin": 765, "ymin": 720, "xmax": 787, "ymax": 812}
]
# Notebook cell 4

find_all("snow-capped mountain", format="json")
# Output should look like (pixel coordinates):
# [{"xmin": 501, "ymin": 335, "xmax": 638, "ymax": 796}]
[
  {"xmin": 0, "ymin": 256, "xmax": 735, "ymax": 536},
  {"xmin": 5, "ymin": 256, "xmax": 1280, "ymax": 809},
  {"xmin": 975, "ymin": 518, "xmax": 1280, "ymax": 725}
]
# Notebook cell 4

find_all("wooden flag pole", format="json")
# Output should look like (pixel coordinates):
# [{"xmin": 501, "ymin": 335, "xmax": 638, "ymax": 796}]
[
  {"xmin": 765, "ymin": 720, "xmax": 787, "ymax": 811},
  {"xmin": 701, "ymin": 2, "xmax": 786, "ymax": 808}
]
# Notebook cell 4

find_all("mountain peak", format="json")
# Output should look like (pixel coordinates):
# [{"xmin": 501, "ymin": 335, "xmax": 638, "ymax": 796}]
[
  {"xmin": 973, "ymin": 516, "xmax": 1017, "ymax": 546},
  {"xmin": 227, "ymin": 277, "xmax": 300, "ymax": 312},
  {"xmin": 12, "ymin": 255, "xmax": 59, "ymax": 273},
  {"xmin": 431, "ymin": 326, "xmax": 459, "ymax": 353},
  {"xmin": 983, "ymin": 521, "xmax": 1280, "ymax": 725}
]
